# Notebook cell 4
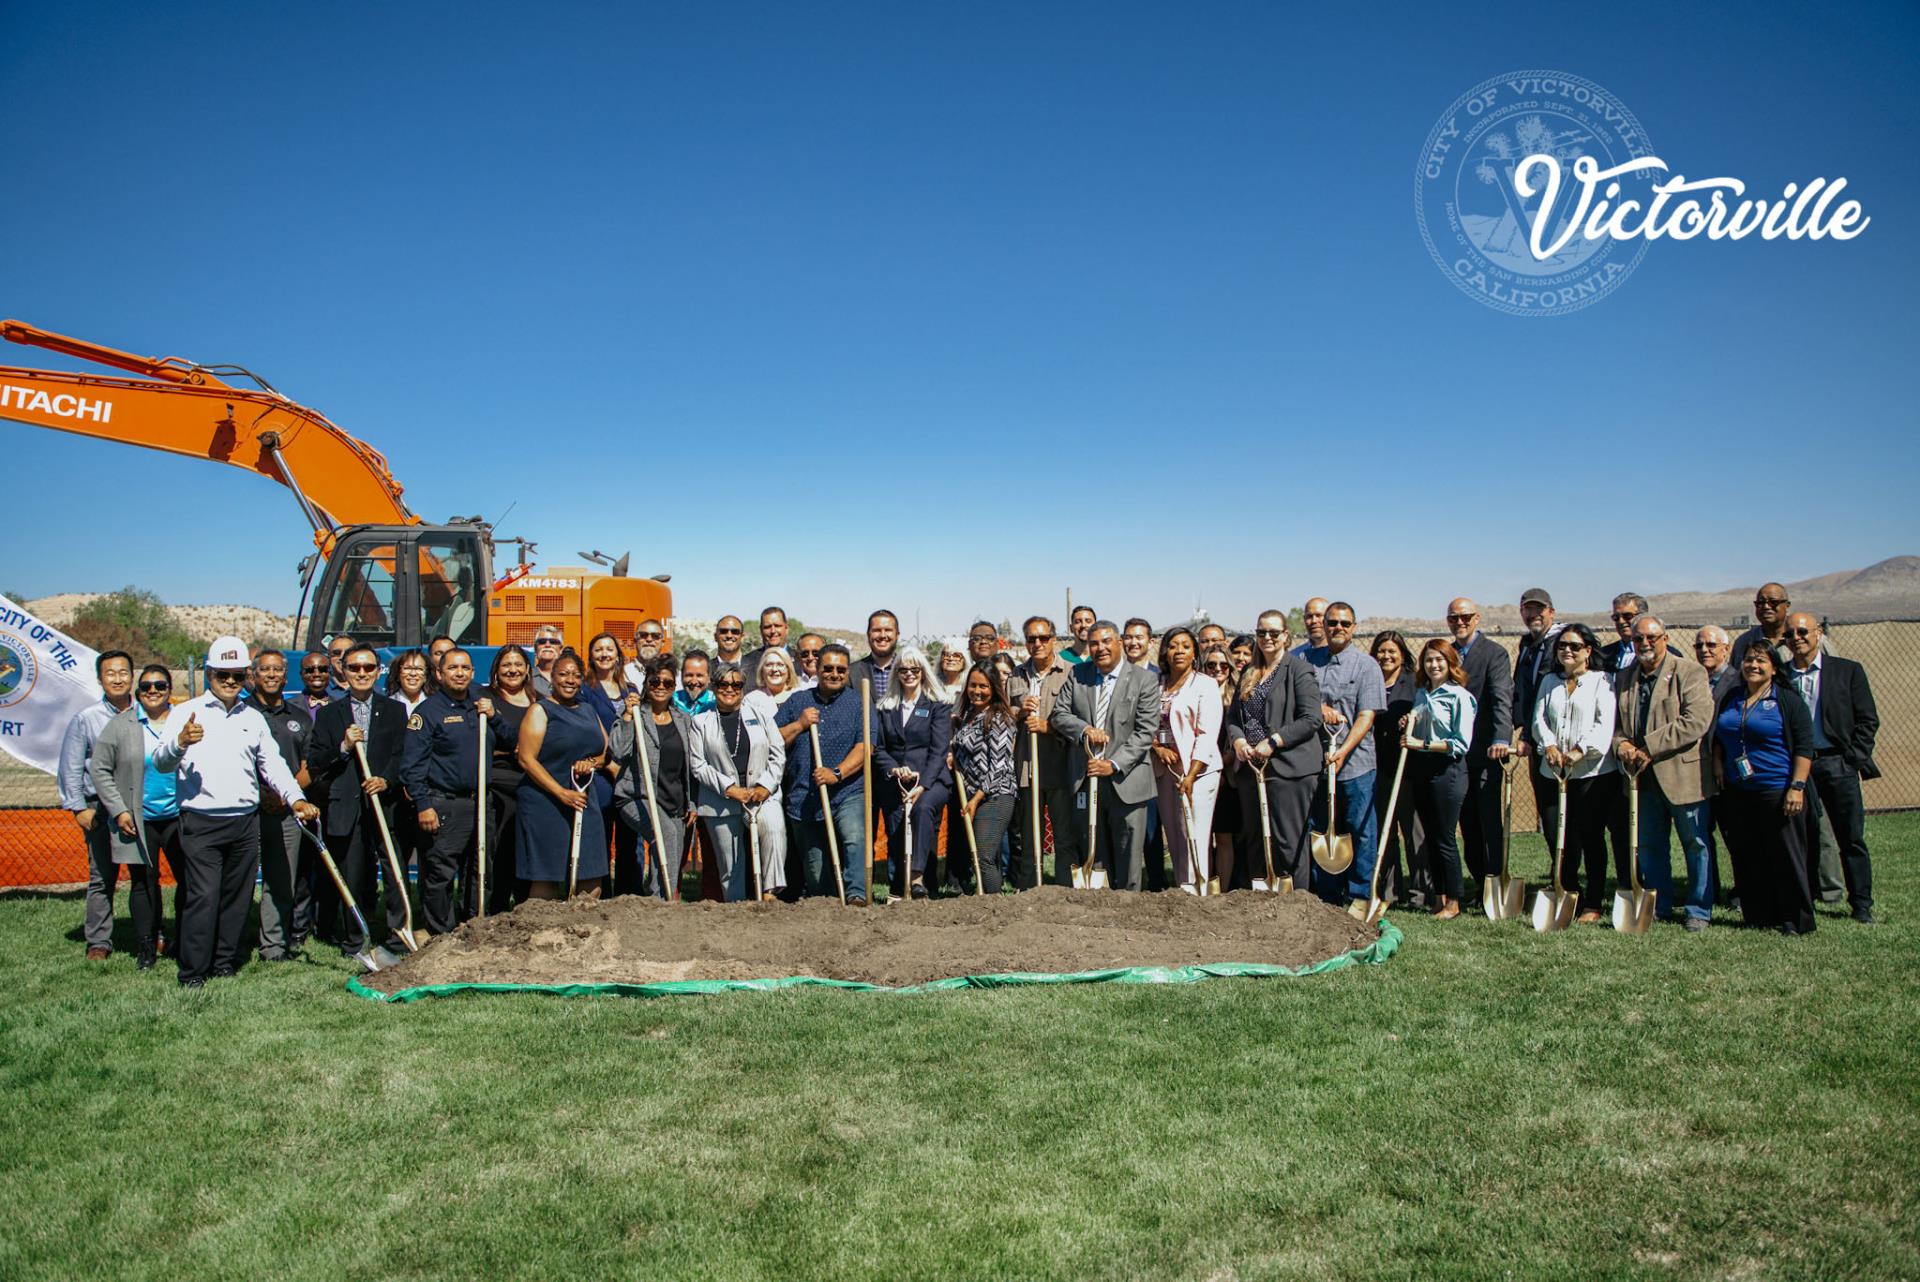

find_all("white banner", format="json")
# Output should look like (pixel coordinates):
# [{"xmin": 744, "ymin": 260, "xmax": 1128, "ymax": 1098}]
[{"xmin": 0, "ymin": 595, "xmax": 103, "ymax": 775}]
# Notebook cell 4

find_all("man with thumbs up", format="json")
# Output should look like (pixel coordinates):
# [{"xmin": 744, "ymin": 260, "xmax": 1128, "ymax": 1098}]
[{"xmin": 151, "ymin": 637, "xmax": 317, "ymax": 989}]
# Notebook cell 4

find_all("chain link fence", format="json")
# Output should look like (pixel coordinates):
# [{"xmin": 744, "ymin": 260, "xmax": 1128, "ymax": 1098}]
[{"xmin": 3, "ymin": 621, "xmax": 1913, "ymax": 887}]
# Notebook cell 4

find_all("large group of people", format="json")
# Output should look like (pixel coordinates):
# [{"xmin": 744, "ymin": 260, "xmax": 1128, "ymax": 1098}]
[{"xmin": 54, "ymin": 585, "xmax": 1884, "ymax": 985}]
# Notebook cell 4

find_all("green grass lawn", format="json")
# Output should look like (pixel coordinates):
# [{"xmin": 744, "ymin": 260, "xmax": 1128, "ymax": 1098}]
[{"xmin": 2, "ymin": 817, "xmax": 1916, "ymax": 1281}]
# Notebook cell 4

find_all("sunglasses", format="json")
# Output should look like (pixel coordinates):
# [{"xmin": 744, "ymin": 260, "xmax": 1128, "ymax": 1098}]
[
  {"xmin": 1326, "ymin": 619, "xmax": 1354, "ymax": 629},
  {"xmin": 1610, "ymin": 611, "xmax": 1639, "ymax": 622},
  {"xmin": 1787, "ymin": 626, "xmax": 1816, "ymax": 638},
  {"xmin": 1755, "ymin": 598, "xmax": 1788, "ymax": 607},
  {"xmin": 818, "ymin": 665, "xmax": 849, "ymax": 676},
  {"xmin": 716, "ymin": 628, "xmax": 743, "ymax": 636},
  {"xmin": 798, "ymin": 650, "xmax": 822, "ymax": 659},
  {"xmin": 535, "ymin": 637, "xmax": 563, "ymax": 646},
  {"xmin": 714, "ymin": 679, "xmax": 745, "ymax": 691},
  {"xmin": 138, "ymin": 681, "xmax": 172, "ymax": 693},
  {"xmin": 1024, "ymin": 634, "xmax": 1053, "ymax": 643},
  {"xmin": 1555, "ymin": 642, "xmax": 1587, "ymax": 652},
  {"xmin": 1201, "ymin": 661, "xmax": 1230, "ymax": 672},
  {"xmin": 637, "ymin": 631, "xmax": 664, "ymax": 641},
  {"xmin": 646, "ymin": 676, "xmax": 676, "ymax": 688},
  {"xmin": 345, "ymin": 662, "xmax": 380, "ymax": 674},
  {"xmin": 301, "ymin": 666, "xmax": 329, "ymax": 676},
  {"xmin": 1254, "ymin": 629, "xmax": 1284, "ymax": 639},
  {"xmin": 1694, "ymin": 640, "xmax": 1721, "ymax": 649},
  {"xmin": 209, "ymin": 669, "xmax": 248, "ymax": 682},
  {"xmin": 1445, "ymin": 613, "xmax": 1477, "ymax": 623}
]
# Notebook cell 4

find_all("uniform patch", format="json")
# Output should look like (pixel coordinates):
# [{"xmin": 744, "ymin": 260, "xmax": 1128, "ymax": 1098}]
[
  {"xmin": 443, "ymin": 714, "xmax": 465, "ymax": 724},
  {"xmin": 407, "ymin": 713, "xmax": 424, "ymax": 731}
]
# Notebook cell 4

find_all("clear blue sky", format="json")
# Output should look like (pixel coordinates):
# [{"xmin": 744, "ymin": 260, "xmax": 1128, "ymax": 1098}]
[{"xmin": 3, "ymin": 0, "xmax": 1915, "ymax": 635}]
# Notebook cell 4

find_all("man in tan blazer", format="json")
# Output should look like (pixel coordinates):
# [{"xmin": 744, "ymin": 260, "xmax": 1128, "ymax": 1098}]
[{"xmin": 1613, "ymin": 615, "xmax": 1715, "ymax": 930}]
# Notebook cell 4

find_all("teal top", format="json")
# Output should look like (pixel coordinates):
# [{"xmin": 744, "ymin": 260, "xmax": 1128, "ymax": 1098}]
[
  {"xmin": 1411, "ymin": 683, "xmax": 1476, "ymax": 760},
  {"xmin": 138, "ymin": 708, "xmax": 179, "ymax": 820}
]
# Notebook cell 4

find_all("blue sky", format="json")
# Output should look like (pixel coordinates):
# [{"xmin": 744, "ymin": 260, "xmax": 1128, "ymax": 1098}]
[{"xmin": 3, "ymin": 0, "xmax": 1915, "ymax": 634}]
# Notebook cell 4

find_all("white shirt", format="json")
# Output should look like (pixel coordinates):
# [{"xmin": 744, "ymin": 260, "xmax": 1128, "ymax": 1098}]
[
  {"xmin": 1531, "ymin": 671, "xmax": 1617, "ymax": 780},
  {"xmin": 1790, "ymin": 657, "xmax": 1831, "ymax": 749},
  {"xmin": 151, "ymin": 691, "xmax": 305, "ymax": 817}
]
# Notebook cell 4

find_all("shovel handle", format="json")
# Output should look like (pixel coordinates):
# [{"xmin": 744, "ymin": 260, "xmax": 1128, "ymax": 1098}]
[
  {"xmin": 354, "ymin": 739, "xmax": 415, "ymax": 950},
  {"xmin": 809, "ymin": 724, "xmax": 847, "ymax": 903}
]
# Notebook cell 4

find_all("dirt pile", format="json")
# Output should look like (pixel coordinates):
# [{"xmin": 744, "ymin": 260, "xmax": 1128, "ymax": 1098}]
[{"xmin": 364, "ymin": 887, "xmax": 1381, "ymax": 993}]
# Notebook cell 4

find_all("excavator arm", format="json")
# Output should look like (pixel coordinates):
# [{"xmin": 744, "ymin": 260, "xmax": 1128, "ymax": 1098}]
[{"xmin": 0, "ymin": 319, "xmax": 417, "ymax": 546}]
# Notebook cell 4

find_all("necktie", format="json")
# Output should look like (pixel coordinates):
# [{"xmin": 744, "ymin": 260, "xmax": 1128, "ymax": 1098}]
[{"xmin": 1094, "ymin": 672, "xmax": 1113, "ymax": 732}]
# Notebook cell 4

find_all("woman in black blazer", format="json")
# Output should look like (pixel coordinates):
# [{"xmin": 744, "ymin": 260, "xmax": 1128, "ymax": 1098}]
[{"xmin": 874, "ymin": 645, "xmax": 953, "ymax": 900}]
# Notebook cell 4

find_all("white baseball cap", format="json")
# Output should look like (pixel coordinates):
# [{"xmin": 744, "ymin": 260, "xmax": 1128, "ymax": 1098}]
[{"xmin": 206, "ymin": 635, "xmax": 250, "ymax": 669}]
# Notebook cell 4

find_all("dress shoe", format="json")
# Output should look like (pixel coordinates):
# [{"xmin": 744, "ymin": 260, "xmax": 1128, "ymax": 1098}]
[
  {"xmin": 136, "ymin": 953, "xmax": 157, "ymax": 971},
  {"xmin": 845, "ymin": 895, "xmax": 868, "ymax": 908},
  {"xmin": 1684, "ymin": 917, "xmax": 1708, "ymax": 933},
  {"xmin": 1852, "ymin": 909, "xmax": 1879, "ymax": 925},
  {"xmin": 179, "ymin": 977, "xmax": 205, "ymax": 990},
  {"xmin": 910, "ymin": 879, "xmax": 929, "ymax": 901},
  {"xmin": 85, "ymin": 947, "xmax": 110, "ymax": 961}
]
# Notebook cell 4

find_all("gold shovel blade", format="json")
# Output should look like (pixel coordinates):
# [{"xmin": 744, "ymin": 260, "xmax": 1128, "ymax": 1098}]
[
  {"xmin": 1364, "ymin": 897, "xmax": 1389, "ymax": 926},
  {"xmin": 1532, "ymin": 889, "xmax": 1573, "ymax": 933},
  {"xmin": 1485, "ymin": 875, "xmax": 1525, "ymax": 921},
  {"xmin": 1612, "ymin": 888, "xmax": 1657, "ymax": 934}
]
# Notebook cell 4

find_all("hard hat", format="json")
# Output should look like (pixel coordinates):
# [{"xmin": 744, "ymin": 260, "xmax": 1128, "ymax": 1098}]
[{"xmin": 206, "ymin": 635, "xmax": 250, "ymax": 669}]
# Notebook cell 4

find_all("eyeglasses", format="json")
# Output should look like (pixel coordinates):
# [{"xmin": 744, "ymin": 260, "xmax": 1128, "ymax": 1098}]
[
  {"xmin": 1633, "ymin": 634, "xmax": 1665, "ymax": 645},
  {"xmin": 535, "ymin": 637, "xmax": 562, "ymax": 647},
  {"xmin": 345, "ymin": 662, "xmax": 380, "ymax": 674},
  {"xmin": 1610, "ymin": 611, "xmax": 1639, "ymax": 622},
  {"xmin": 637, "ymin": 635, "xmax": 664, "ymax": 644},
  {"xmin": 818, "ymin": 665, "xmax": 849, "ymax": 676},
  {"xmin": 715, "ymin": 627, "xmax": 742, "ymax": 636},
  {"xmin": 646, "ymin": 676, "xmax": 676, "ymax": 689},
  {"xmin": 1554, "ymin": 642, "xmax": 1587, "ymax": 652},
  {"xmin": 714, "ymin": 679, "xmax": 745, "ymax": 691},
  {"xmin": 138, "ymin": 681, "xmax": 172, "ymax": 693},
  {"xmin": 1254, "ymin": 629, "xmax": 1283, "ymax": 639},
  {"xmin": 1025, "ymin": 633, "xmax": 1053, "ymax": 643},
  {"xmin": 301, "ymin": 666, "xmax": 329, "ymax": 676},
  {"xmin": 1445, "ymin": 613, "xmax": 1478, "ymax": 623},
  {"xmin": 1201, "ymin": 661, "xmax": 1230, "ymax": 672},
  {"xmin": 1693, "ymin": 640, "xmax": 1722, "ymax": 649},
  {"xmin": 797, "ymin": 649, "xmax": 822, "ymax": 659},
  {"xmin": 1754, "ymin": 597, "xmax": 1788, "ymax": 607},
  {"xmin": 1325, "ymin": 619, "xmax": 1354, "ymax": 630},
  {"xmin": 209, "ymin": 669, "xmax": 248, "ymax": 682},
  {"xmin": 1787, "ymin": 626, "xmax": 1816, "ymax": 638}
]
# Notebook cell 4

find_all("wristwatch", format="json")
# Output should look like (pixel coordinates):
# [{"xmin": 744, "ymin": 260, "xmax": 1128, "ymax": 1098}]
[{"xmin": 1789, "ymin": 780, "xmax": 1808, "ymax": 792}]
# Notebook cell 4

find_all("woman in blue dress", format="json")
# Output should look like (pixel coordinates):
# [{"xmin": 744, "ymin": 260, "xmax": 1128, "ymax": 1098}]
[
  {"xmin": 580, "ymin": 631, "xmax": 638, "ymax": 892},
  {"xmin": 515, "ymin": 648, "xmax": 611, "ymax": 898}
]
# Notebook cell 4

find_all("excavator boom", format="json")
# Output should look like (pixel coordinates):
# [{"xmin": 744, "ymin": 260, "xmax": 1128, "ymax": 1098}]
[{"xmin": 0, "ymin": 320, "xmax": 415, "ymax": 539}]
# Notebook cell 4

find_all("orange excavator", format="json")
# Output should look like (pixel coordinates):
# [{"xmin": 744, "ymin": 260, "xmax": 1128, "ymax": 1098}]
[{"xmin": 0, "ymin": 319, "xmax": 672, "ymax": 657}]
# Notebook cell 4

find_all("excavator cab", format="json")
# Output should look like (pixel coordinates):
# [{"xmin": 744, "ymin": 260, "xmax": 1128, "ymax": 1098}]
[{"xmin": 305, "ymin": 525, "xmax": 488, "ymax": 652}]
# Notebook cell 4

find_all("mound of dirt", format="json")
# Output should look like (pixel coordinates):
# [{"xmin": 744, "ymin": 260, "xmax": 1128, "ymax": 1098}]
[{"xmin": 363, "ymin": 887, "xmax": 1381, "ymax": 993}]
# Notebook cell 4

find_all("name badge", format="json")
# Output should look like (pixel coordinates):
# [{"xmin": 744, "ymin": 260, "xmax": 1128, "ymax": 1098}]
[
  {"xmin": 913, "ymin": 708, "xmax": 929, "ymax": 719},
  {"xmin": 443, "ymin": 714, "xmax": 465, "ymax": 725}
]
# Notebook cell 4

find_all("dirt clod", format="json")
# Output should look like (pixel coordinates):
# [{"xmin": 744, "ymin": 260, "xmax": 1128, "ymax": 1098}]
[{"xmin": 364, "ymin": 887, "xmax": 1381, "ymax": 993}]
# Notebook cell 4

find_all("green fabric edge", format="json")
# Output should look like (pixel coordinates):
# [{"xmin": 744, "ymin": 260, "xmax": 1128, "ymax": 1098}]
[{"xmin": 345, "ymin": 918, "xmax": 1401, "ymax": 1004}]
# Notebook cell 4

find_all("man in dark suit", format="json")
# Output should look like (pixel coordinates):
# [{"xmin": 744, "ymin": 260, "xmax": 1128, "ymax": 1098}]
[
  {"xmin": 305, "ymin": 643, "xmax": 411, "ymax": 956},
  {"xmin": 1049, "ymin": 621, "xmax": 1162, "ymax": 890},
  {"xmin": 1510, "ymin": 588, "xmax": 1565, "ymax": 842},
  {"xmin": 849, "ymin": 610, "xmax": 901, "ymax": 702},
  {"xmin": 1445, "ymin": 598, "xmax": 1512, "ymax": 903},
  {"xmin": 1785, "ymin": 614, "xmax": 1881, "ymax": 923}
]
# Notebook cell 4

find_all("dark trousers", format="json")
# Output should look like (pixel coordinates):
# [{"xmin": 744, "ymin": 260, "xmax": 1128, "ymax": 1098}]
[
  {"xmin": 420, "ymin": 795, "xmax": 476, "ymax": 935},
  {"xmin": 1229, "ymin": 769, "xmax": 1315, "ymax": 892},
  {"xmin": 176, "ymin": 811, "xmax": 261, "ymax": 984},
  {"xmin": 949, "ymin": 794, "xmax": 1014, "ymax": 895},
  {"xmin": 1409, "ymin": 754, "xmax": 1467, "ymax": 902},
  {"xmin": 1555, "ymin": 775, "xmax": 1614, "ymax": 912},
  {"xmin": 469, "ymin": 780, "xmax": 520, "ymax": 917},
  {"xmin": 325, "ymin": 797, "xmax": 409, "ymax": 952},
  {"xmin": 1457, "ymin": 755, "xmax": 1506, "ymax": 898},
  {"xmin": 1723, "ymin": 787, "xmax": 1814, "ymax": 932},
  {"xmin": 1022, "ymin": 784, "xmax": 1078, "ymax": 888},
  {"xmin": 1142, "ymin": 798, "xmax": 1167, "ymax": 892},
  {"xmin": 884, "ymin": 782, "xmax": 950, "ymax": 895},
  {"xmin": 126, "ymin": 814, "xmax": 181, "ymax": 961},
  {"xmin": 1527, "ymin": 765, "xmax": 1560, "ymax": 864},
  {"xmin": 1808, "ymin": 755, "xmax": 1873, "ymax": 913},
  {"xmin": 1375, "ymin": 758, "xmax": 1425, "ymax": 906},
  {"xmin": 1604, "ymin": 773, "xmax": 1636, "ymax": 895},
  {"xmin": 257, "ymin": 808, "xmax": 312, "ymax": 959}
]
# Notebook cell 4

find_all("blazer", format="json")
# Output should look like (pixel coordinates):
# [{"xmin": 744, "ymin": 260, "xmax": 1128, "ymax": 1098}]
[
  {"xmin": 1048, "ymin": 660, "xmax": 1162, "ymax": 804},
  {"xmin": 1157, "ymin": 672, "xmax": 1224, "ymax": 777},
  {"xmin": 307, "ymin": 696, "xmax": 409, "ymax": 831},
  {"xmin": 1612, "ymin": 653, "xmax": 1715, "ymax": 805},
  {"xmin": 872, "ymin": 691, "xmax": 954, "ymax": 803},
  {"xmin": 1456, "ymin": 634, "xmax": 1513, "ymax": 763},
  {"xmin": 1224, "ymin": 655, "xmax": 1325, "ymax": 781},
  {"xmin": 1796, "ymin": 654, "xmax": 1881, "ymax": 779},
  {"xmin": 1512, "ymin": 626, "xmax": 1564, "ymax": 741},
  {"xmin": 89, "ymin": 706, "xmax": 165, "ymax": 865},
  {"xmin": 684, "ymin": 694, "xmax": 786, "ymax": 822},
  {"xmin": 848, "ymin": 654, "xmax": 896, "ymax": 704},
  {"xmin": 609, "ymin": 703, "xmax": 701, "ymax": 831}
]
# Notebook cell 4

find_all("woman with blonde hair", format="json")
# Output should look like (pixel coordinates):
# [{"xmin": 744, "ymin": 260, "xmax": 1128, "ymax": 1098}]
[{"xmin": 755, "ymin": 647, "xmax": 801, "ymax": 707}]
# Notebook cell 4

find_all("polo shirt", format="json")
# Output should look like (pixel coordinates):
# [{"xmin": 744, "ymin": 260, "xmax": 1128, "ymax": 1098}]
[
  {"xmin": 1304, "ymin": 645, "xmax": 1387, "ymax": 781},
  {"xmin": 775, "ymin": 685, "xmax": 878, "ymax": 821}
]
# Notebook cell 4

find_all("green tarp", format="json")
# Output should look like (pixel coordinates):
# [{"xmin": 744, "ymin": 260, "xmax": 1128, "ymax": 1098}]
[{"xmin": 345, "ymin": 919, "xmax": 1402, "ymax": 1003}]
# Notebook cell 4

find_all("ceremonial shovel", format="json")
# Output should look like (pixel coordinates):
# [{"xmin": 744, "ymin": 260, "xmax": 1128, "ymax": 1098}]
[
  {"xmin": 1027, "ymin": 729, "xmax": 1044, "ymax": 889},
  {"xmin": 1251, "ymin": 762, "xmax": 1291, "ymax": 894},
  {"xmin": 1531, "ymin": 767, "xmax": 1578, "ymax": 932},
  {"xmin": 1177, "ymin": 789, "xmax": 1211, "ymax": 896},
  {"xmin": 1483, "ymin": 759, "xmax": 1526, "ymax": 921},
  {"xmin": 1354, "ymin": 741, "xmax": 1409, "ymax": 925},
  {"xmin": 745, "ymin": 803, "xmax": 764, "ymax": 902},
  {"xmin": 566, "ymin": 765, "xmax": 591, "ymax": 900},
  {"xmin": 1073, "ymin": 746, "xmax": 1109, "ymax": 890},
  {"xmin": 1612, "ymin": 772, "xmax": 1657, "ymax": 934},
  {"xmin": 298, "ymin": 818, "xmax": 391, "ymax": 972},
  {"xmin": 954, "ymin": 772, "xmax": 985, "ymax": 893},
  {"xmin": 475, "ymin": 710, "xmax": 488, "ymax": 919},
  {"xmin": 354, "ymin": 740, "xmax": 417, "ymax": 951},
  {"xmin": 809, "ymin": 723, "xmax": 849, "ymax": 904},
  {"xmin": 1310, "ymin": 728, "xmax": 1354, "ymax": 876}
]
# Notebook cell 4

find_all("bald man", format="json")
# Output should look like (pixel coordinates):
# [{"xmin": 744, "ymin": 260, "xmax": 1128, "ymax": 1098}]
[
  {"xmin": 1445, "ymin": 597, "xmax": 1512, "ymax": 905},
  {"xmin": 1292, "ymin": 598, "xmax": 1330, "ymax": 656},
  {"xmin": 1784, "ymin": 613, "xmax": 1881, "ymax": 924},
  {"xmin": 1732, "ymin": 582, "xmax": 1826, "ymax": 670}
]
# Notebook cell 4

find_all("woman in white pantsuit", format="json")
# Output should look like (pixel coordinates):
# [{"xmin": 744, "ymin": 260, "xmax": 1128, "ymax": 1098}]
[
  {"xmin": 690, "ymin": 673, "xmax": 788, "ymax": 901},
  {"xmin": 1152, "ymin": 628, "xmax": 1223, "ymax": 892}
]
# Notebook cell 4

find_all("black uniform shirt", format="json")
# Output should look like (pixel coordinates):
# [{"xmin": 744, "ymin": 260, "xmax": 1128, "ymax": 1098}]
[{"xmin": 399, "ymin": 689, "xmax": 486, "ymax": 800}]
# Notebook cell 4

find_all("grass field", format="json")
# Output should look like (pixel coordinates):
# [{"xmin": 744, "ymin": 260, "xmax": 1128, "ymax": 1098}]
[{"xmin": 2, "ymin": 818, "xmax": 1916, "ymax": 1281}]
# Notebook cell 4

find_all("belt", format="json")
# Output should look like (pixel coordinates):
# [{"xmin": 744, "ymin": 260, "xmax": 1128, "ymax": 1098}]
[
  {"xmin": 430, "ymin": 788, "xmax": 477, "ymax": 800},
  {"xmin": 1815, "ymin": 746, "xmax": 1846, "ymax": 758}
]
